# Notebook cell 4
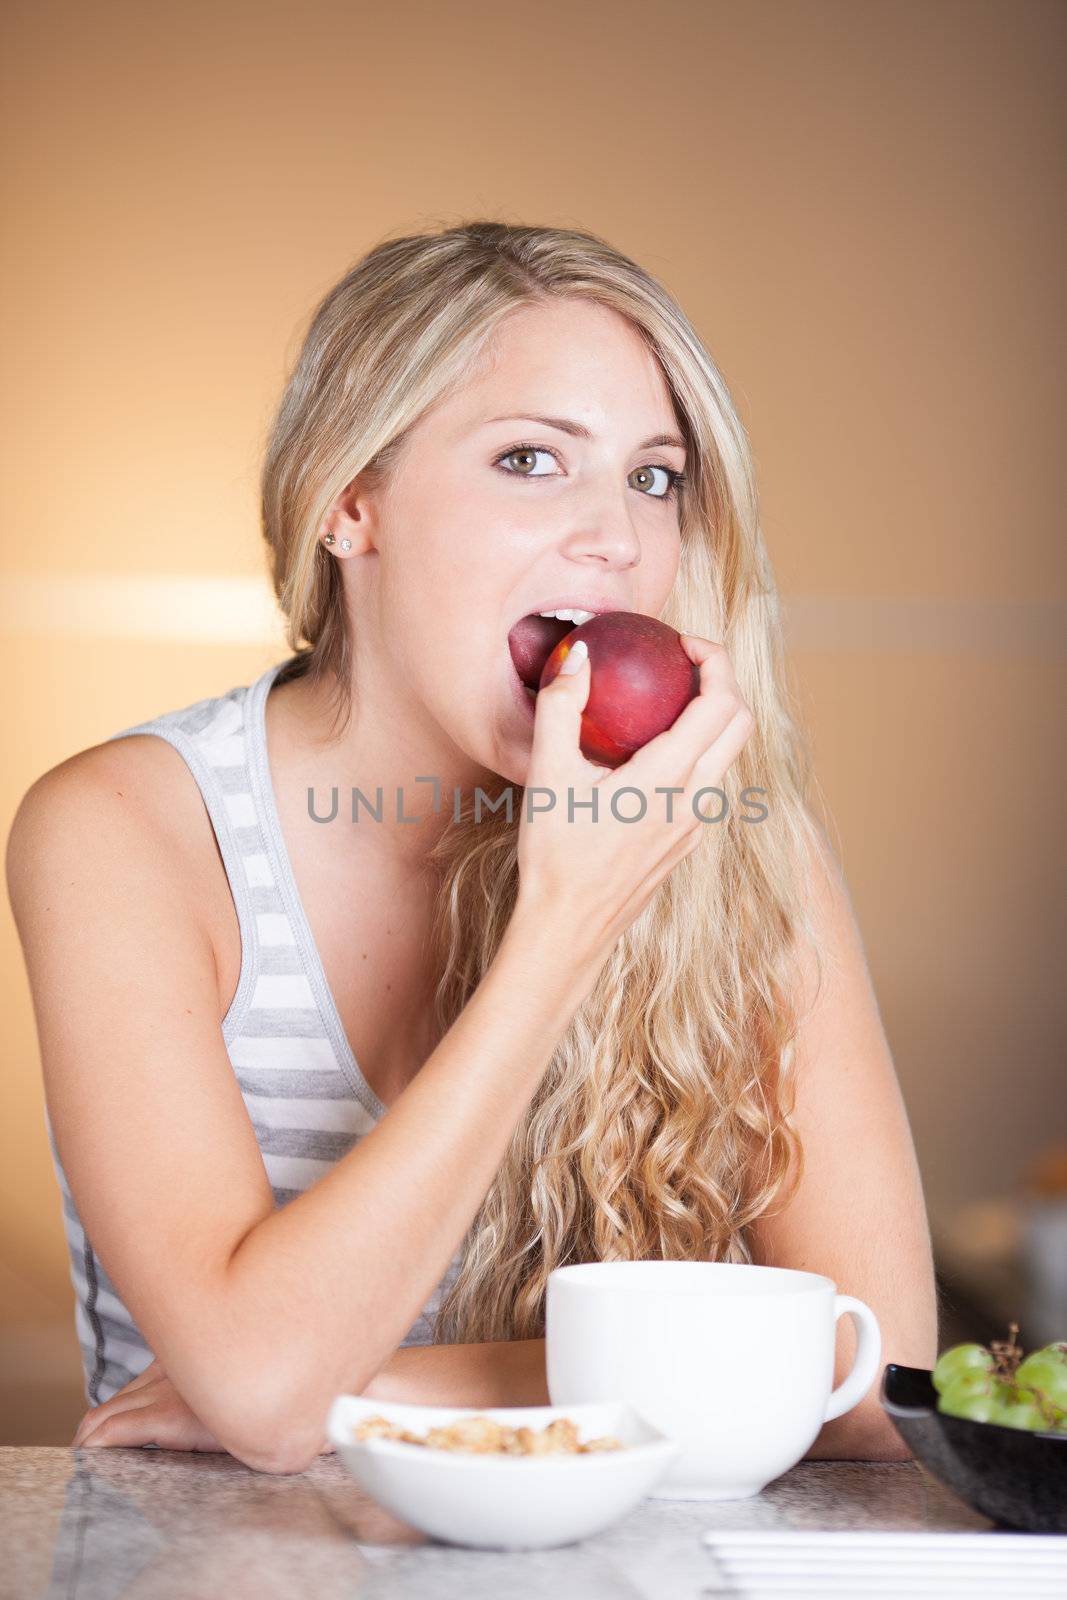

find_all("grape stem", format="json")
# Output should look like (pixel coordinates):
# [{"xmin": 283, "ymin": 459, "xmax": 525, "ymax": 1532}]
[{"xmin": 989, "ymin": 1320, "xmax": 1023, "ymax": 1381}]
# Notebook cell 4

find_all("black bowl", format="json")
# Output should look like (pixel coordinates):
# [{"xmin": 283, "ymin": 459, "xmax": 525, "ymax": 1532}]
[{"xmin": 880, "ymin": 1363, "xmax": 1067, "ymax": 1533}]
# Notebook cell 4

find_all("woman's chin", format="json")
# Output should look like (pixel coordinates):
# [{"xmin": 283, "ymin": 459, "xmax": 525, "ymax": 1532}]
[
  {"xmin": 481, "ymin": 710, "xmax": 536, "ymax": 789},
  {"xmin": 443, "ymin": 664, "xmax": 537, "ymax": 793},
  {"xmin": 483, "ymin": 723, "xmax": 532, "ymax": 789}
]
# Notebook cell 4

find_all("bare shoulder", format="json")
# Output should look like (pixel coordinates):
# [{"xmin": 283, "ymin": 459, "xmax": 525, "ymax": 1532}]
[
  {"xmin": 789, "ymin": 809, "xmax": 870, "ymax": 1018},
  {"xmin": 6, "ymin": 733, "xmax": 219, "ymax": 922}
]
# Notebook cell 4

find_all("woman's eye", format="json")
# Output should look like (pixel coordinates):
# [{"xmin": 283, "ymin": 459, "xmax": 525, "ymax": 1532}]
[
  {"xmin": 495, "ymin": 446, "xmax": 558, "ymax": 477},
  {"xmin": 629, "ymin": 464, "xmax": 675, "ymax": 498}
]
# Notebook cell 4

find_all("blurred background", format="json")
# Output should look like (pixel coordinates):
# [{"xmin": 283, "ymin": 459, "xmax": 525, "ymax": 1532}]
[{"xmin": 2, "ymin": 0, "xmax": 1064, "ymax": 1443}]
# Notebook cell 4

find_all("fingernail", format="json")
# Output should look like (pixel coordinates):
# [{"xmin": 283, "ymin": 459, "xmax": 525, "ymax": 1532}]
[{"xmin": 559, "ymin": 640, "xmax": 588, "ymax": 676}]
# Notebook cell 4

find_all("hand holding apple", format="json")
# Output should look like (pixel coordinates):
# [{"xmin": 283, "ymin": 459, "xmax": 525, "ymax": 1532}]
[
  {"xmin": 537, "ymin": 611, "xmax": 700, "ymax": 768},
  {"xmin": 513, "ymin": 620, "xmax": 756, "ymax": 962}
]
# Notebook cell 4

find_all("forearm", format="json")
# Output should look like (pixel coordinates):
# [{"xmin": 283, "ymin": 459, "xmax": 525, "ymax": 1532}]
[
  {"xmin": 362, "ymin": 1337, "xmax": 551, "ymax": 1410},
  {"xmin": 209, "ymin": 901, "xmax": 600, "ymax": 1471},
  {"xmin": 805, "ymin": 1395, "xmax": 911, "ymax": 1461},
  {"xmin": 801, "ymin": 1303, "xmax": 922, "ymax": 1462},
  {"xmin": 363, "ymin": 1341, "xmax": 906, "ymax": 1458}
]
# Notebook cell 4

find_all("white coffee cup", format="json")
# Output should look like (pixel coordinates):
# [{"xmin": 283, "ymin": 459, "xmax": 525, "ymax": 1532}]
[{"xmin": 546, "ymin": 1260, "xmax": 881, "ymax": 1499}]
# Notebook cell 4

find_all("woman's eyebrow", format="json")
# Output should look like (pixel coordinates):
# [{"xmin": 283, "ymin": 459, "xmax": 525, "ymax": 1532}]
[{"xmin": 482, "ymin": 413, "xmax": 687, "ymax": 453}]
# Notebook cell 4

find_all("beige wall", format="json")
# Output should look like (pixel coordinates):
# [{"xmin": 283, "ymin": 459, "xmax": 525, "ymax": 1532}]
[{"xmin": 2, "ymin": 0, "xmax": 1064, "ymax": 1437}]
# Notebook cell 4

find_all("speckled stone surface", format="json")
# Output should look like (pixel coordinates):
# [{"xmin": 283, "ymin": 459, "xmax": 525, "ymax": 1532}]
[{"xmin": 2, "ymin": 1446, "xmax": 993, "ymax": 1599}]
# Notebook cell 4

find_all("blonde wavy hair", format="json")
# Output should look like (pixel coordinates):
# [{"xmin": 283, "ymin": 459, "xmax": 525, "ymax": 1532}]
[{"xmin": 260, "ymin": 219, "xmax": 827, "ymax": 1343}]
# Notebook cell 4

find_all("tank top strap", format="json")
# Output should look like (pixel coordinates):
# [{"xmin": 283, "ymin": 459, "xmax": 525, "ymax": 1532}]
[{"xmin": 106, "ymin": 659, "xmax": 293, "ymax": 1044}]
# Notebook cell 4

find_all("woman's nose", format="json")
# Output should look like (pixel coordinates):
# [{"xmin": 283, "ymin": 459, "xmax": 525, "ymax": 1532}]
[{"xmin": 558, "ymin": 498, "xmax": 642, "ymax": 570}]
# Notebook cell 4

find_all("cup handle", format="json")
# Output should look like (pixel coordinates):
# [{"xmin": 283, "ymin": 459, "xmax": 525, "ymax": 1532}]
[{"xmin": 823, "ymin": 1294, "xmax": 882, "ymax": 1422}]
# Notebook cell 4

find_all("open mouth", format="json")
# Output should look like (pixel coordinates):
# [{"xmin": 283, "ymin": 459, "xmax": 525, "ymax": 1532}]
[{"xmin": 506, "ymin": 613, "xmax": 579, "ymax": 691}]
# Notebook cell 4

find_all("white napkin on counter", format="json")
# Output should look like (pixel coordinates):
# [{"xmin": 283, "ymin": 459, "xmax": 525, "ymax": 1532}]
[{"xmin": 701, "ymin": 1527, "xmax": 1067, "ymax": 1597}]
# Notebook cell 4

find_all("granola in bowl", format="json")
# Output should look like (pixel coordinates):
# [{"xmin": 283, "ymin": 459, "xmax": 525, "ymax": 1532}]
[{"xmin": 351, "ymin": 1411, "xmax": 623, "ymax": 1455}]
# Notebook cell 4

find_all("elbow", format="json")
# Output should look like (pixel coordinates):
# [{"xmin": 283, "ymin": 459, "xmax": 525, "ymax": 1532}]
[
  {"xmin": 216, "ymin": 1399, "xmax": 325, "ymax": 1476},
  {"xmin": 233, "ymin": 1438, "xmax": 322, "ymax": 1477},
  {"xmin": 209, "ymin": 1363, "xmax": 345, "ymax": 1476},
  {"xmin": 854, "ymin": 1423, "xmax": 913, "ymax": 1463},
  {"xmin": 159, "ymin": 1353, "xmax": 316, "ymax": 1475},
  {"xmin": 175, "ymin": 1296, "xmax": 378, "ymax": 1473},
  {"xmin": 807, "ymin": 1398, "xmax": 913, "ymax": 1463},
  {"xmin": 846, "ymin": 1407, "xmax": 914, "ymax": 1461}
]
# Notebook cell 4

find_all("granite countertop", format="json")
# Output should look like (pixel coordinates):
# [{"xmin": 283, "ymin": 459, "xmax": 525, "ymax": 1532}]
[{"xmin": 2, "ymin": 1445, "xmax": 999, "ymax": 1599}]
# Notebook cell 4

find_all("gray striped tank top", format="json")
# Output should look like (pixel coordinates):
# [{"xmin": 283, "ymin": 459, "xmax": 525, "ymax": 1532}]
[{"xmin": 45, "ymin": 653, "xmax": 463, "ymax": 1407}]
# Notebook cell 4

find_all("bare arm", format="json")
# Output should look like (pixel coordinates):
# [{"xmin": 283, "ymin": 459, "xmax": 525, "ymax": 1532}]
[
  {"xmin": 70, "ymin": 1336, "xmax": 552, "ymax": 1452},
  {"xmin": 747, "ymin": 820, "xmax": 938, "ymax": 1460},
  {"xmin": 221, "ymin": 910, "xmax": 593, "ymax": 1464},
  {"xmin": 7, "ymin": 751, "xmax": 600, "ymax": 1475},
  {"xmin": 362, "ymin": 1338, "xmax": 550, "ymax": 1410}
]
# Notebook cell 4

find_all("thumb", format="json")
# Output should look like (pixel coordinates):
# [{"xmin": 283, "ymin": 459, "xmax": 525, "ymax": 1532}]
[{"xmin": 530, "ymin": 639, "xmax": 590, "ymax": 767}]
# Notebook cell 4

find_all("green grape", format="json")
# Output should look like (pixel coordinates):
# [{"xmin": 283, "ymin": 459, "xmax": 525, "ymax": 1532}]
[
  {"xmin": 937, "ymin": 1374, "xmax": 1008, "ymax": 1423},
  {"xmin": 1015, "ymin": 1348, "xmax": 1067, "ymax": 1410},
  {"xmin": 932, "ymin": 1343, "xmax": 994, "ymax": 1395},
  {"xmin": 1028, "ymin": 1341, "xmax": 1067, "ymax": 1365},
  {"xmin": 937, "ymin": 1369, "xmax": 995, "ymax": 1403},
  {"xmin": 997, "ymin": 1386, "xmax": 1053, "ymax": 1431},
  {"xmin": 940, "ymin": 1382, "xmax": 1011, "ymax": 1433}
]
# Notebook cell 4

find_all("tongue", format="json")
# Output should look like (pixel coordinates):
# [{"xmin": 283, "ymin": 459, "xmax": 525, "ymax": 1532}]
[{"xmin": 507, "ymin": 614, "xmax": 576, "ymax": 690}]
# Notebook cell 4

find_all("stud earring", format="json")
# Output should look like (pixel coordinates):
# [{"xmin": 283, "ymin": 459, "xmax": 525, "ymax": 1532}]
[
  {"xmin": 340, "ymin": 538, "xmax": 352, "ymax": 552},
  {"xmin": 323, "ymin": 533, "xmax": 336, "ymax": 546}
]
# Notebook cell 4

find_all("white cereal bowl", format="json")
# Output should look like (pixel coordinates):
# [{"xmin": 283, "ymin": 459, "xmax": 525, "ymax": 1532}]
[{"xmin": 326, "ymin": 1393, "xmax": 680, "ymax": 1550}]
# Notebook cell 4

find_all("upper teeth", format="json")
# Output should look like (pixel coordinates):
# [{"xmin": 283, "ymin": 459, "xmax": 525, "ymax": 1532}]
[{"xmin": 537, "ymin": 608, "xmax": 595, "ymax": 624}]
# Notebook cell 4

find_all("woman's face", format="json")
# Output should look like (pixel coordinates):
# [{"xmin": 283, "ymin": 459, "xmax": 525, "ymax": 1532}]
[{"xmin": 342, "ymin": 297, "xmax": 688, "ymax": 788}]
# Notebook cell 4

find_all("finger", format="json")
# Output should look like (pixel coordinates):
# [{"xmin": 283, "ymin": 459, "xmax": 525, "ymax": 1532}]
[
  {"xmin": 80, "ymin": 1402, "xmax": 225, "ymax": 1454},
  {"xmin": 71, "ymin": 1376, "xmax": 168, "ymax": 1452},
  {"xmin": 527, "ymin": 640, "xmax": 592, "ymax": 775},
  {"xmin": 75, "ymin": 1394, "xmax": 159, "ymax": 1448},
  {"xmin": 698, "ymin": 701, "xmax": 756, "ymax": 781},
  {"xmin": 71, "ymin": 1372, "xmax": 167, "ymax": 1445},
  {"xmin": 676, "ymin": 706, "xmax": 757, "ymax": 831},
  {"xmin": 71, "ymin": 1358, "xmax": 165, "ymax": 1445},
  {"xmin": 74, "ymin": 1391, "xmax": 160, "ymax": 1445},
  {"xmin": 71, "ymin": 1413, "xmax": 96, "ymax": 1447},
  {"xmin": 113, "ymin": 1360, "xmax": 164, "ymax": 1398},
  {"xmin": 73, "ymin": 1405, "xmax": 113, "ymax": 1447},
  {"xmin": 625, "ymin": 649, "xmax": 748, "ymax": 788},
  {"xmin": 677, "ymin": 631, "xmax": 723, "ymax": 667}
]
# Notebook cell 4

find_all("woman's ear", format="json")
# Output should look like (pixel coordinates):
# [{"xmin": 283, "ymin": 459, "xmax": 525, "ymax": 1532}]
[{"xmin": 321, "ymin": 471, "xmax": 379, "ymax": 556}]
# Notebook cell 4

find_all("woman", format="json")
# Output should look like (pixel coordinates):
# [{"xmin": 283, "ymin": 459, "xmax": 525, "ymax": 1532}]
[{"xmin": 7, "ymin": 221, "xmax": 936, "ymax": 1473}]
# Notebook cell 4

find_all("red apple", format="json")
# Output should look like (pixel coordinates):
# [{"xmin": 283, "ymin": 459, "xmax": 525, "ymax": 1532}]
[{"xmin": 540, "ymin": 611, "xmax": 700, "ymax": 768}]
